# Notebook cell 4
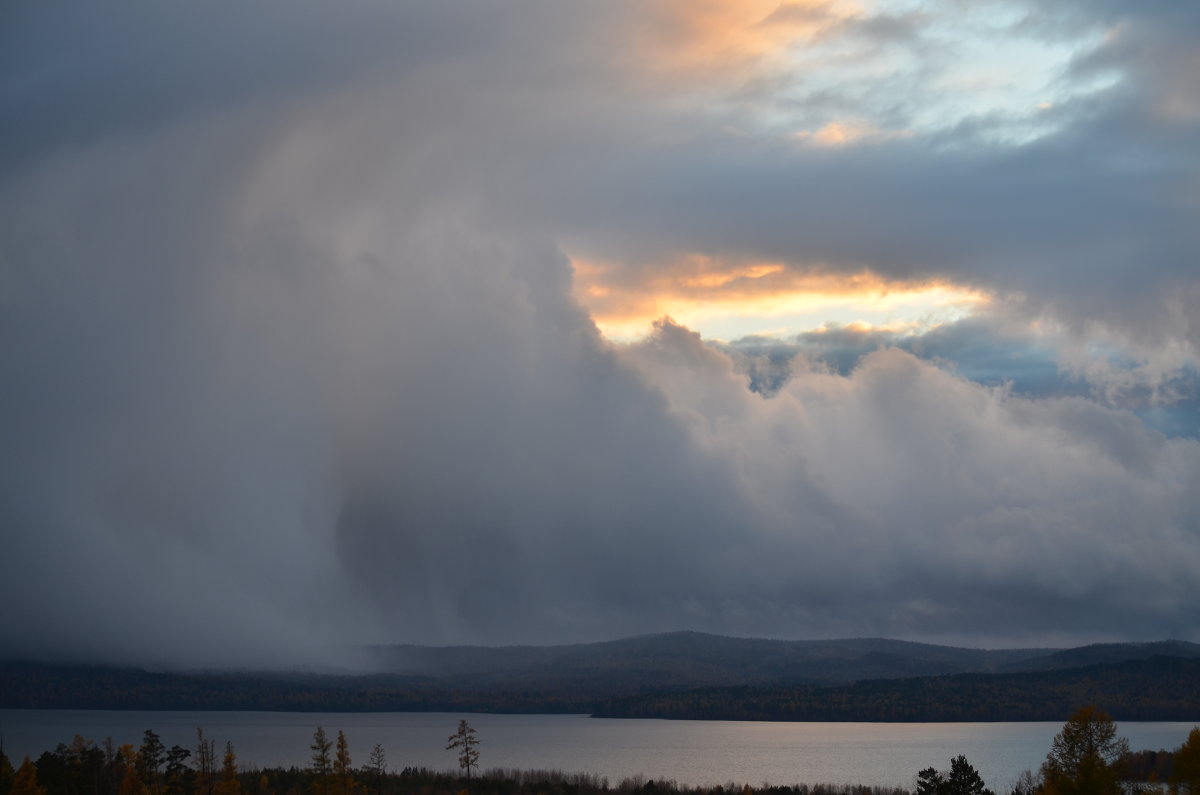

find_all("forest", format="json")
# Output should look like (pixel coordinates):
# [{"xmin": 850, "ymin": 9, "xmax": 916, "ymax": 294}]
[
  {"xmin": 593, "ymin": 656, "xmax": 1200, "ymax": 721},
  {"xmin": 2, "ymin": 709, "xmax": 1199, "ymax": 795},
  {"xmin": 5, "ymin": 656, "xmax": 1200, "ymax": 722}
]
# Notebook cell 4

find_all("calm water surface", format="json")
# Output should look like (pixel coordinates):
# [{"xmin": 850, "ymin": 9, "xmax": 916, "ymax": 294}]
[{"xmin": 1, "ymin": 711, "xmax": 1195, "ymax": 792}]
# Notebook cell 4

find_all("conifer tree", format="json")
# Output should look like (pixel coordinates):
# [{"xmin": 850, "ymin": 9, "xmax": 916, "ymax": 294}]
[
  {"xmin": 916, "ymin": 767, "xmax": 944, "ymax": 795},
  {"xmin": 213, "ymin": 742, "xmax": 240, "ymax": 795},
  {"xmin": 11, "ymin": 758, "xmax": 47, "ymax": 795},
  {"xmin": 916, "ymin": 755, "xmax": 994, "ymax": 795},
  {"xmin": 0, "ymin": 745, "xmax": 15, "ymax": 795},
  {"xmin": 331, "ymin": 731, "xmax": 361, "ymax": 795},
  {"xmin": 1171, "ymin": 726, "xmax": 1200, "ymax": 795},
  {"xmin": 139, "ymin": 731, "xmax": 166, "ymax": 795},
  {"xmin": 946, "ymin": 755, "xmax": 993, "ymax": 795},
  {"xmin": 101, "ymin": 738, "xmax": 122, "ymax": 795},
  {"xmin": 164, "ymin": 745, "xmax": 191, "ymax": 795},
  {"xmin": 309, "ymin": 728, "xmax": 332, "ymax": 795},
  {"xmin": 333, "ymin": 732, "xmax": 352, "ymax": 780},
  {"xmin": 116, "ymin": 744, "xmax": 141, "ymax": 786},
  {"xmin": 1040, "ymin": 706, "xmax": 1128, "ymax": 795},
  {"xmin": 364, "ymin": 745, "xmax": 385, "ymax": 795}
]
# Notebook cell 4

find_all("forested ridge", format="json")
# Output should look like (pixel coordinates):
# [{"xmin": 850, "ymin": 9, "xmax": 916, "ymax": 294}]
[
  {"xmin": 593, "ymin": 656, "xmax": 1200, "ymax": 721},
  {"xmin": 3, "ymin": 655, "xmax": 1200, "ymax": 721},
  {"xmin": 0, "ymin": 663, "xmax": 595, "ymax": 714}
]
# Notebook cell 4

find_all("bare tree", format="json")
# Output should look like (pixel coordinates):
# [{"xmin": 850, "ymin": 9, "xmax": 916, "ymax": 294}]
[
  {"xmin": 445, "ymin": 721, "xmax": 479, "ymax": 779},
  {"xmin": 363, "ymin": 745, "xmax": 386, "ymax": 795},
  {"xmin": 195, "ymin": 729, "xmax": 216, "ymax": 795}
]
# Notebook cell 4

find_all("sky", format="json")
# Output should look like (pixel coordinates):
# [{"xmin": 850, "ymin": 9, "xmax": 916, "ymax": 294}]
[{"xmin": 1, "ymin": 1, "xmax": 1199, "ymax": 669}]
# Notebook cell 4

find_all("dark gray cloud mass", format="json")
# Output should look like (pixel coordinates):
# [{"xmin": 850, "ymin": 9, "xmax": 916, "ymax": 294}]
[{"xmin": 1, "ymin": 1, "xmax": 1198, "ymax": 667}]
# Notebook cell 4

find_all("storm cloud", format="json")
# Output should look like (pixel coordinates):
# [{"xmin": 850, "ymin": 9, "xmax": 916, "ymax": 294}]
[{"xmin": 1, "ymin": 0, "xmax": 1198, "ymax": 667}]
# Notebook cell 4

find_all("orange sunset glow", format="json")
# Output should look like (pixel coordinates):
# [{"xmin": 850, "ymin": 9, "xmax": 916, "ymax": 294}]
[
  {"xmin": 629, "ymin": 0, "xmax": 858, "ymax": 76},
  {"xmin": 573, "ymin": 254, "xmax": 990, "ymax": 341}
]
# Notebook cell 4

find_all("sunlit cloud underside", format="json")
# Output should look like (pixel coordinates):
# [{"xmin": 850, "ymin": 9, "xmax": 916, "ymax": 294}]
[{"xmin": 574, "ymin": 255, "xmax": 990, "ymax": 342}]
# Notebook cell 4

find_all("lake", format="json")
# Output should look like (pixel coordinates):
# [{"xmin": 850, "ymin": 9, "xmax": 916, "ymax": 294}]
[{"xmin": 1, "ymin": 711, "xmax": 1195, "ymax": 792}]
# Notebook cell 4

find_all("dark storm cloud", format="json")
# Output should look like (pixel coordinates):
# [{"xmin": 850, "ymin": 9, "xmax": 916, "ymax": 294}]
[
  {"xmin": 0, "ymin": 2, "xmax": 506, "ymax": 176},
  {"xmin": 1, "ymin": 1, "xmax": 1198, "ymax": 667}
]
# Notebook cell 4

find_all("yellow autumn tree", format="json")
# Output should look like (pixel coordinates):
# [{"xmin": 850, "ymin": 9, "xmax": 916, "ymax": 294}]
[
  {"xmin": 1171, "ymin": 726, "xmax": 1200, "ymax": 795},
  {"xmin": 331, "ymin": 731, "xmax": 364, "ymax": 795},
  {"xmin": 11, "ymin": 758, "xmax": 47, "ymax": 795},
  {"xmin": 117, "ymin": 746, "xmax": 150, "ymax": 795},
  {"xmin": 1040, "ymin": 706, "xmax": 1128, "ymax": 795},
  {"xmin": 213, "ymin": 742, "xmax": 241, "ymax": 795}
]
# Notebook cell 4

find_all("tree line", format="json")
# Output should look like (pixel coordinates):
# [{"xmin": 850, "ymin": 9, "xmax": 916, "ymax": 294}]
[
  {"xmin": 1, "ymin": 710, "xmax": 1198, "ymax": 795},
  {"xmin": 592, "ymin": 656, "xmax": 1200, "ymax": 721},
  {"xmin": 6, "ymin": 657, "xmax": 1199, "ymax": 722}
]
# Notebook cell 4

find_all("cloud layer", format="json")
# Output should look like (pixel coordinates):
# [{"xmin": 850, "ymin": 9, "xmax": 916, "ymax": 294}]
[{"xmin": 1, "ymin": 0, "xmax": 1198, "ymax": 667}]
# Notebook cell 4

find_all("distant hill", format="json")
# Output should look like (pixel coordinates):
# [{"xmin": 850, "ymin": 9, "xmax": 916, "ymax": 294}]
[
  {"xmin": 1001, "ymin": 640, "xmax": 1200, "ymax": 672},
  {"xmin": 4, "ymin": 632, "xmax": 1199, "ymax": 720},
  {"xmin": 364, "ymin": 631, "xmax": 1054, "ymax": 689}
]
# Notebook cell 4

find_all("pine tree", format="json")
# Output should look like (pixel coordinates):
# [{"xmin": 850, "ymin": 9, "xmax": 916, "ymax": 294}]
[
  {"xmin": 164, "ymin": 745, "xmax": 191, "ymax": 795},
  {"xmin": 0, "ymin": 745, "xmax": 15, "ymax": 795},
  {"xmin": 946, "ymin": 755, "xmax": 994, "ymax": 795},
  {"xmin": 916, "ymin": 767, "xmax": 944, "ymax": 795},
  {"xmin": 140, "ymin": 731, "xmax": 166, "ymax": 795},
  {"xmin": 916, "ymin": 755, "xmax": 994, "ymax": 795}
]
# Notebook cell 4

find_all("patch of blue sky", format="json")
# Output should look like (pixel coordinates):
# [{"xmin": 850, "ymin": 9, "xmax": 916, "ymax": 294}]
[
  {"xmin": 1137, "ymin": 402, "xmax": 1200, "ymax": 439},
  {"xmin": 757, "ymin": 0, "xmax": 1117, "ymax": 145},
  {"xmin": 909, "ymin": 339, "xmax": 1087, "ymax": 398},
  {"xmin": 726, "ymin": 320, "xmax": 1200, "ymax": 439}
]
